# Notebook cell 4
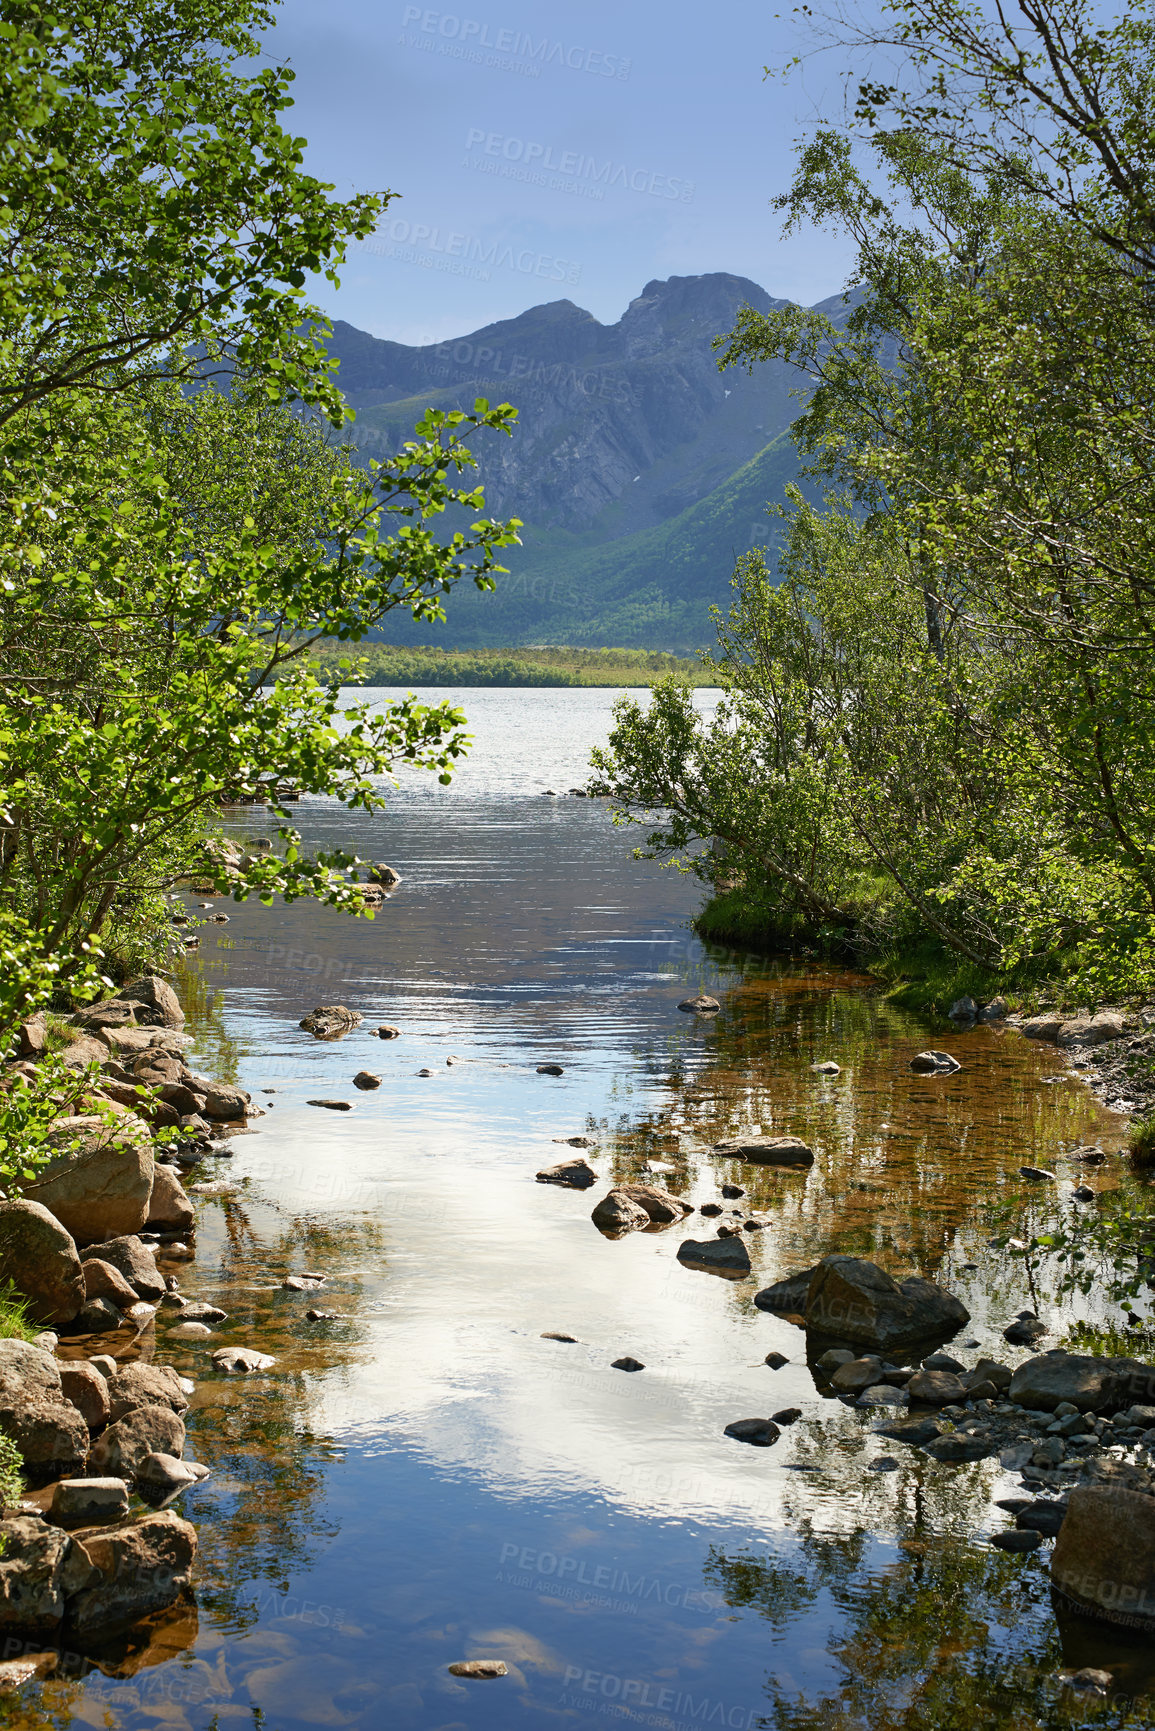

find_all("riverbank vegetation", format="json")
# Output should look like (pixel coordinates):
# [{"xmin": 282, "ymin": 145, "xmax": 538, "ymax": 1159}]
[
  {"xmin": 302, "ymin": 642, "xmax": 716, "ymax": 687},
  {"xmin": 0, "ymin": 0, "xmax": 518, "ymax": 1107},
  {"xmin": 592, "ymin": 0, "xmax": 1155, "ymax": 1019}
]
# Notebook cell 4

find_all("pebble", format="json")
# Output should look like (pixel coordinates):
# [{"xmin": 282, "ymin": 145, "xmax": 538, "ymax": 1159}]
[
  {"xmin": 724, "ymin": 1418, "xmax": 781, "ymax": 1447},
  {"xmin": 211, "ymin": 1347, "xmax": 275, "ymax": 1374},
  {"xmin": 611, "ymin": 1357, "xmax": 645, "ymax": 1372},
  {"xmin": 771, "ymin": 1407, "xmax": 802, "ymax": 1425},
  {"xmin": 991, "ymin": 1529, "xmax": 1043, "ymax": 1552},
  {"xmin": 305, "ymin": 1309, "xmax": 338, "ymax": 1322},
  {"xmin": 536, "ymin": 1063, "xmax": 564, "ymax": 1076},
  {"xmin": 353, "ymin": 1072, "xmax": 381, "ymax": 1090},
  {"xmin": 307, "ymin": 1099, "xmax": 352, "ymax": 1110},
  {"xmin": 870, "ymin": 1457, "xmax": 900, "ymax": 1472},
  {"xmin": 764, "ymin": 1352, "xmax": 789, "ymax": 1370},
  {"xmin": 448, "ymin": 1661, "xmax": 507, "ymax": 1678},
  {"xmin": 167, "ymin": 1322, "xmax": 213, "ymax": 1340},
  {"xmin": 541, "ymin": 1331, "xmax": 578, "ymax": 1343},
  {"xmin": 1020, "ymin": 1166, "xmax": 1057, "ymax": 1181},
  {"xmin": 376, "ymin": 1025, "xmax": 402, "ymax": 1039}
]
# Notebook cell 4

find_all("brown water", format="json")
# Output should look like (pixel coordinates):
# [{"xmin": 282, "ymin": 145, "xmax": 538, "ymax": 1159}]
[{"xmin": 8, "ymin": 689, "xmax": 1152, "ymax": 1731}]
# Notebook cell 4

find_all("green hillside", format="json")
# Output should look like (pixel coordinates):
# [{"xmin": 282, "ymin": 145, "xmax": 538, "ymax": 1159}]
[{"xmin": 376, "ymin": 431, "xmax": 802, "ymax": 652}]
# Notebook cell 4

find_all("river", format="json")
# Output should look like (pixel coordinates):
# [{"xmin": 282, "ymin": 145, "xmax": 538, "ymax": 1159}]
[{"xmin": 14, "ymin": 688, "xmax": 1152, "ymax": 1730}]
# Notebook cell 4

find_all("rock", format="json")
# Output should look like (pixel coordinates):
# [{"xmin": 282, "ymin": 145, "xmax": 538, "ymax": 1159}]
[
  {"xmin": 82, "ymin": 1236, "xmax": 165, "ymax": 1302},
  {"xmin": 870, "ymin": 1456, "xmax": 901, "ymax": 1472},
  {"xmin": 50, "ymin": 1478, "xmax": 130, "ymax": 1527},
  {"xmin": 88, "ymin": 1355, "xmax": 116, "ymax": 1379},
  {"xmin": 590, "ymin": 1190, "xmax": 650, "ymax": 1232},
  {"xmin": 73, "ymin": 998, "xmax": 138, "ymax": 1031},
  {"xmin": 305, "ymin": 1309, "xmax": 337, "ymax": 1322},
  {"xmin": 948, "ymin": 997, "xmax": 978, "ymax": 1020},
  {"xmin": 179, "ymin": 1301, "xmax": 227, "ymax": 1324},
  {"xmin": 202, "ymin": 1083, "xmax": 250, "ymax": 1120},
  {"xmin": 307, "ymin": 1099, "xmax": 351, "ymax": 1111},
  {"xmin": 448, "ymin": 1660, "xmax": 507, "ymax": 1678},
  {"xmin": 909, "ymin": 1051, "xmax": 961, "ymax": 1074},
  {"xmin": 69, "ymin": 1297, "xmax": 127, "ymax": 1334},
  {"xmin": 721, "ymin": 1183, "xmax": 745, "ymax": 1198},
  {"xmin": 119, "ymin": 976, "xmax": 185, "ymax": 1029},
  {"xmin": 0, "ymin": 1517, "xmax": 98, "ymax": 1635},
  {"xmin": 1020, "ymin": 1166, "xmax": 1056, "ymax": 1182},
  {"xmin": 614, "ymin": 1183, "xmax": 693, "ymax": 1225},
  {"xmin": 89, "ymin": 1405, "xmax": 185, "ymax": 1478},
  {"xmin": 924, "ymin": 1434, "xmax": 996, "ymax": 1462},
  {"xmin": 1072, "ymin": 1184, "xmax": 1097, "ymax": 1202},
  {"xmin": 211, "ymin": 1347, "xmax": 275, "ymax": 1374},
  {"xmin": 858, "ymin": 1385, "xmax": 908, "ymax": 1407},
  {"xmin": 678, "ymin": 995, "xmax": 719, "ymax": 1013},
  {"xmin": 810, "ymin": 1061, "xmax": 841, "ymax": 1074},
  {"xmin": 676, "ymin": 1236, "xmax": 751, "ymax": 1274},
  {"xmin": 137, "ymin": 1452, "xmax": 201, "ymax": 1493},
  {"xmin": 992, "ymin": 1528, "xmax": 1043, "ymax": 1552},
  {"xmin": 146, "ymin": 1167, "xmax": 194, "ymax": 1234},
  {"xmin": 755, "ymin": 1269, "xmax": 815, "ymax": 1317},
  {"xmin": 0, "ymin": 1340, "xmax": 89, "ymax": 1479},
  {"xmin": 612, "ymin": 1357, "xmax": 645, "ymax": 1372},
  {"xmin": 26, "ymin": 1117, "xmax": 154, "ymax": 1246},
  {"xmin": 802, "ymin": 1256, "xmax": 971, "ymax": 1352},
  {"xmin": 376, "ymin": 1025, "xmax": 401, "ymax": 1039},
  {"xmin": 167, "ymin": 1321, "xmax": 212, "ymax": 1340},
  {"xmin": 368, "ymin": 864, "xmax": 401, "ymax": 889},
  {"xmin": 187, "ymin": 1180, "xmax": 239, "ymax": 1198},
  {"xmin": 416, "ymin": 1069, "xmax": 435, "ymax": 1078},
  {"xmin": 723, "ymin": 1418, "xmax": 780, "ymax": 1446},
  {"xmin": 965, "ymin": 1358, "xmax": 1013, "ymax": 1391},
  {"xmin": 772, "ymin": 1407, "xmax": 803, "ymax": 1425},
  {"xmin": 541, "ymin": 1331, "xmax": 578, "ymax": 1343},
  {"xmin": 0, "ymin": 1200, "xmax": 84, "ymax": 1325},
  {"xmin": 298, "ymin": 1006, "xmax": 363, "ymax": 1039},
  {"xmin": 106, "ymin": 1363, "xmax": 188, "ymax": 1423},
  {"xmin": 830, "ymin": 1357, "xmax": 885, "ymax": 1395},
  {"xmin": 908, "ymin": 1369, "xmax": 970, "ymax": 1407},
  {"xmin": 1004, "ymin": 1316, "xmax": 1048, "ymax": 1346},
  {"xmin": 1009, "ymin": 1352, "xmax": 1136, "ymax": 1413},
  {"xmin": 554, "ymin": 1135, "xmax": 595, "ymax": 1148},
  {"xmin": 1021, "ymin": 1012, "xmax": 1066, "ymax": 1042},
  {"xmin": 1018, "ymin": 1501, "xmax": 1067, "ymax": 1537},
  {"xmin": 878, "ymin": 1417, "xmax": 943, "ymax": 1447},
  {"xmin": 978, "ymin": 997, "xmax": 1008, "ymax": 1021},
  {"xmin": 66, "ymin": 1510, "xmax": 197, "ymax": 1640},
  {"xmin": 536, "ymin": 1158, "xmax": 597, "ymax": 1189},
  {"xmin": 536, "ymin": 1063, "xmax": 565, "ymax": 1076},
  {"xmin": 713, "ymin": 1134, "xmax": 814, "ymax": 1168},
  {"xmin": 56, "ymin": 1035, "xmax": 113, "ymax": 1068},
  {"xmin": 922, "ymin": 1351, "xmax": 965, "ymax": 1372},
  {"xmin": 1057, "ymin": 1011, "xmax": 1125, "ymax": 1049},
  {"xmin": 1051, "ymin": 1486, "xmax": 1155, "ymax": 1628},
  {"xmin": 81, "ymin": 1258, "xmax": 142, "ymax": 1311},
  {"xmin": 764, "ymin": 1352, "xmax": 789, "ymax": 1369},
  {"xmin": 699, "ymin": 1203, "xmax": 723, "ymax": 1216},
  {"xmin": 17, "ymin": 1012, "xmax": 48, "ymax": 1056},
  {"xmin": 59, "ymin": 1363, "xmax": 110, "ymax": 1431},
  {"xmin": 353, "ymin": 1072, "xmax": 381, "ymax": 1090}
]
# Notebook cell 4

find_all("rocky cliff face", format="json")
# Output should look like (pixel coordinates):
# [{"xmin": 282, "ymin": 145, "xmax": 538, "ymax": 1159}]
[{"xmin": 328, "ymin": 273, "xmax": 808, "ymax": 543}]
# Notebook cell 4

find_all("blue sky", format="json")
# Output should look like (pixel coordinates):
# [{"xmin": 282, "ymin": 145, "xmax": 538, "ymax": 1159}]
[{"xmin": 265, "ymin": 0, "xmax": 861, "ymax": 344}]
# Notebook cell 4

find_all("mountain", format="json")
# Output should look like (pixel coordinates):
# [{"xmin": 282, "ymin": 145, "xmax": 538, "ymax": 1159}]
[{"xmin": 327, "ymin": 272, "xmax": 832, "ymax": 650}]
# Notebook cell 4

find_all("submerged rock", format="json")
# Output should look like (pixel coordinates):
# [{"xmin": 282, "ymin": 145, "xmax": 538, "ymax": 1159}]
[
  {"xmin": 299, "ymin": 1004, "xmax": 363, "ymax": 1038},
  {"xmin": 536, "ymin": 1063, "xmax": 565, "ymax": 1076},
  {"xmin": 676, "ymin": 1236, "xmax": 751, "ymax": 1275},
  {"xmin": 448, "ymin": 1659, "xmax": 507, "ymax": 1678},
  {"xmin": 536, "ymin": 1157, "xmax": 597, "ymax": 1189},
  {"xmin": 713, "ymin": 1134, "xmax": 814, "ymax": 1168},
  {"xmin": 678, "ymin": 995, "xmax": 720, "ymax": 1013},
  {"xmin": 909, "ymin": 1051, "xmax": 961, "ymax": 1074},
  {"xmin": 353, "ymin": 1072, "xmax": 382, "ymax": 1090},
  {"xmin": 211, "ymin": 1347, "xmax": 275, "ymax": 1374}
]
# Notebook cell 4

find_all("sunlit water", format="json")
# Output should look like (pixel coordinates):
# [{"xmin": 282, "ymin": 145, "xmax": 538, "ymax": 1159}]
[{"xmin": 12, "ymin": 689, "xmax": 1153, "ymax": 1731}]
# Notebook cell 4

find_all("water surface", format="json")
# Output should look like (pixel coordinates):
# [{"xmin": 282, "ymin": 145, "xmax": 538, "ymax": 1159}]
[{"xmin": 10, "ymin": 688, "xmax": 1150, "ymax": 1731}]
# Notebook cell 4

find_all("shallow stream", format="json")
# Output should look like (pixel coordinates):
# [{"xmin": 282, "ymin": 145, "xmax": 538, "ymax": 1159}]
[{"xmin": 10, "ymin": 688, "xmax": 1153, "ymax": 1731}]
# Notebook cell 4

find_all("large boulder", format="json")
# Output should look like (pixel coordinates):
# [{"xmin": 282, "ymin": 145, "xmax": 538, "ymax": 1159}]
[
  {"xmin": 25, "ymin": 1116, "xmax": 154, "ymax": 1246},
  {"xmin": 0, "ymin": 1517, "xmax": 98, "ymax": 1636},
  {"xmin": 1056, "ymin": 1011, "xmax": 1126, "ymax": 1049},
  {"xmin": 55, "ymin": 1035, "xmax": 112, "ymax": 1069},
  {"xmin": 1008, "ymin": 1351, "xmax": 1151, "ymax": 1413},
  {"xmin": 118, "ymin": 976, "xmax": 185, "ymax": 1029},
  {"xmin": 146, "ymin": 1166, "xmax": 194, "ymax": 1234},
  {"xmin": 81, "ymin": 1235, "xmax": 165, "ymax": 1302},
  {"xmin": 0, "ymin": 1339, "xmax": 89, "ymax": 1479},
  {"xmin": 1051, "ymin": 1487, "xmax": 1155, "ymax": 1629},
  {"xmin": 65, "ymin": 1510, "xmax": 197, "ymax": 1641},
  {"xmin": 713, "ymin": 1135, "xmax": 814, "ymax": 1168},
  {"xmin": 1020, "ymin": 1012, "xmax": 1066, "ymax": 1042},
  {"xmin": 768, "ymin": 1256, "xmax": 970, "ymax": 1352},
  {"xmin": 201, "ymin": 1082, "xmax": 249, "ymax": 1121},
  {"xmin": 106, "ymin": 1363, "xmax": 188, "ymax": 1423},
  {"xmin": 753, "ymin": 1267, "xmax": 814, "ymax": 1317},
  {"xmin": 72, "ymin": 999, "xmax": 138, "ymax": 1031},
  {"xmin": 0, "ymin": 1200, "xmax": 84, "ymax": 1325},
  {"xmin": 88, "ymin": 1405, "xmax": 185, "ymax": 1478},
  {"xmin": 590, "ymin": 1190, "xmax": 650, "ymax": 1232}
]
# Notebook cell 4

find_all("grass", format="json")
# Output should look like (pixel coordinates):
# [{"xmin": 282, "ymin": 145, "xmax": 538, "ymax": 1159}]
[
  {"xmin": 0, "ymin": 1280, "xmax": 37, "ymax": 1343},
  {"xmin": 1128, "ymin": 1117, "xmax": 1155, "ymax": 1170},
  {"xmin": 298, "ymin": 642, "xmax": 719, "ymax": 689}
]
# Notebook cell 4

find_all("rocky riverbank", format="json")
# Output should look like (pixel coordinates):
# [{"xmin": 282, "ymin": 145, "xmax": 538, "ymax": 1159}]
[{"xmin": 0, "ymin": 972, "xmax": 273, "ymax": 1666}]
